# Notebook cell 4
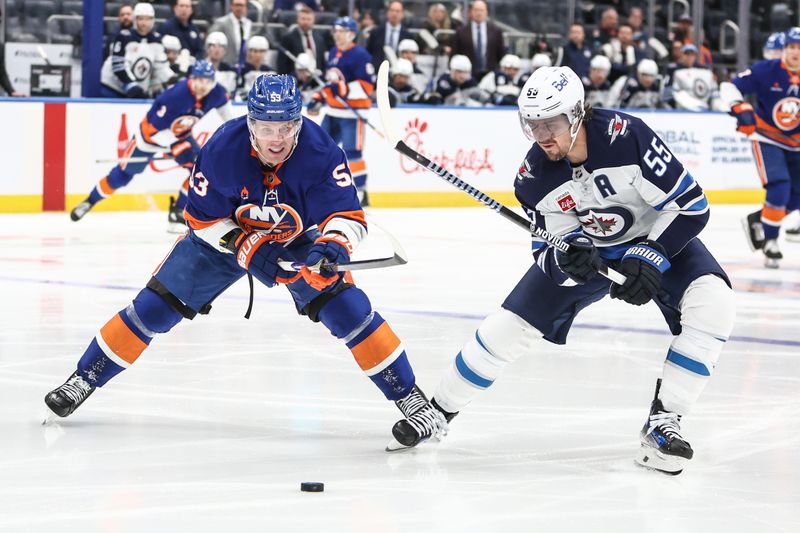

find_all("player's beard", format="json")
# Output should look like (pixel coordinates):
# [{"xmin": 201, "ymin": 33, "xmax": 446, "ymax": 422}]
[{"xmin": 540, "ymin": 139, "xmax": 568, "ymax": 161}]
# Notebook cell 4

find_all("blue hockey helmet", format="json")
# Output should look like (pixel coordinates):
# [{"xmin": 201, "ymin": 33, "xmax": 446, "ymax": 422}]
[
  {"xmin": 333, "ymin": 16, "xmax": 358, "ymax": 33},
  {"xmin": 190, "ymin": 60, "xmax": 216, "ymax": 79},
  {"xmin": 785, "ymin": 27, "xmax": 800, "ymax": 45},
  {"xmin": 247, "ymin": 74, "xmax": 303, "ymax": 122},
  {"xmin": 765, "ymin": 32, "xmax": 786, "ymax": 51}
]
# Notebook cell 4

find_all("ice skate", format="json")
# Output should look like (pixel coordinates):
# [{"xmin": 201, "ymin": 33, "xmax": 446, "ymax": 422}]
[
  {"xmin": 785, "ymin": 222, "xmax": 800, "ymax": 242},
  {"xmin": 70, "ymin": 199, "xmax": 94, "ymax": 222},
  {"xmin": 635, "ymin": 380, "xmax": 693, "ymax": 475},
  {"xmin": 44, "ymin": 371, "xmax": 96, "ymax": 418},
  {"xmin": 386, "ymin": 387, "xmax": 454, "ymax": 452},
  {"xmin": 741, "ymin": 210, "xmax": 765, "ymax": 251},
  {"xmin": 763, "ymin": 239, "xmax": 782, "ymax": 268},
  {"xmin": 167, "ymin": 196, "xmax": 187, "ymax": 233}
]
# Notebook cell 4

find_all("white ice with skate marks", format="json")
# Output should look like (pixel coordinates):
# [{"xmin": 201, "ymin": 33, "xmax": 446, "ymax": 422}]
[{"xmin": 0, "ymin": 205, "xmax": 798, "ymax": 532}]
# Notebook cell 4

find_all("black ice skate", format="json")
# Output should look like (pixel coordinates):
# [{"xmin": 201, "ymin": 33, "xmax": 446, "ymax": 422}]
[
  {"xmin": 44, "ymin": 371, "xmax": 96, "ymax": 418},
  {"xmin": 70, "ymin": 198, "xmax": 94, "ymax": 222},
  {"xmin": 167, "ymin": 196, "xmax": 187, "ymax": 234},
  {"xmin": 635, "ymin": 379, "xmax": 693, "ymax": 475},
  {"xmin": 763, "ymin": 239, "xmax": 782, "ymax": 269},
  {"xmin": 386, "ymin": 386, "xmax": 454, "ymax": 452},
  {"xmin": 741, "ymin": 210, "xmax": 765, "ymax": 251}
]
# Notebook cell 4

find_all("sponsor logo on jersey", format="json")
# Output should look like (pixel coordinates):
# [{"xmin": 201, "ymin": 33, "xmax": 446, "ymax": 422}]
[
  {"xmin": 170, "ymin": 115, "xmax": 200, "ymax": 137},
  {"xmin": 556, "ymin": 191, "xmax": 576, "ymax": 212},
  {"xmin": 771, "ymin": 97, "xmax": 800, "ymax": 131},
  {"xmin": 576, "ymin": 206, "xmax": 634, "ymax": 241},
  {"xmin": 607, "ymin": 114, "xmax": 629, "ymax": 145},
  {"xmin": 235, "ymin": 202, "xmax": 303, "ymax": 243}
]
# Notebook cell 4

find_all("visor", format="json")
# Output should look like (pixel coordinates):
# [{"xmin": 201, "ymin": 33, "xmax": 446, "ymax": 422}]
[
  {"xmin": 248, "ymin": 118, "xmax": 302, "ymax": 141},
  {"xmin": 519, "ymin": 114, "xmax": 571, "ymax": 143}
]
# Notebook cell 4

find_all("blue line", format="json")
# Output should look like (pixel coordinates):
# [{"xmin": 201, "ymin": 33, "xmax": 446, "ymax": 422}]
[{"xmin": 2, "ymin": 274, "xmax": 799, "ymax": 348}]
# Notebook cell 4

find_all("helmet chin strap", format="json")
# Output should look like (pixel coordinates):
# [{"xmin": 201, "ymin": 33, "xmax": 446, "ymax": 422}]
[{"xmin": 566, "ymin": 114, "xmax": 584, "ymax": 156}]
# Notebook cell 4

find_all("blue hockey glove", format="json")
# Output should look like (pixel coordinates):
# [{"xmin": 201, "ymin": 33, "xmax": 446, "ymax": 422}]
[
  {"xmin": 301, "ymin": 233, "xmax": 352, "ymax": 291},
  {"xmin": 730, "ymin": 102, "xmax": 756, "ymax": 135},
  {"xmin": 170, "ymin": 136, "xmax": 201, "ymax": 168},
  {"xmin": 307, "ymin": 97, "xmax": 323, "ymax": 115},
  {"xmin": 222, "ymin": 229, "xmax": 299, "ymax": 287},
  {"xmin": 555, "ymin": 234, "xmax": 602, "ymax": 284},
  {"xmin": 609, "ymin": 240, "xmax": 671, "ymax": 306},
  {"xmin": 123, "ymin": 82, "xmax": 146, "ymax": 98},
  {"xmin": 328, "ymin": 80, "xmax": 348, "ymax": 99}
]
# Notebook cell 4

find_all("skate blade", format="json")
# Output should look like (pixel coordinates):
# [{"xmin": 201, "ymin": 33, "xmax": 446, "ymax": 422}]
[
  {"xmin": 785, "ymin": 233, "xmax": 800, "ymax": 243},
  {"xmin": 764, "ymin": 258, "xmax": 781, "ymax": 269},
  {"xmin": 635, "ymin": 445, "xmax": 686, "ymax": 475},
  {"xmin": 41, "ymin": 405, "xmax": 62, "ymax": 426},
  {"xmin": 385, "ymin": 438, "xmax": 415, "ymax": 453}
]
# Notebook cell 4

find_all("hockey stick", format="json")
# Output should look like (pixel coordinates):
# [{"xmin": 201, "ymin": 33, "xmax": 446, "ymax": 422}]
[
  {"xmin": 375, "ymin": 61, "xmax": 626, "ymax": 285},
  {"xmin": 268, "ymin": 37, "xmax": 385, "ymax": 139},
  {"xmin": 95, "ymin": 155, "xmax": 172, "ymax": 164}
]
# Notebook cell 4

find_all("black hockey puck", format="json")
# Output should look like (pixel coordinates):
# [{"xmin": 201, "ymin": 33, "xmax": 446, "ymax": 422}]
[{"xmin": 300, "ymin": 482, "xmax": 324, "ymax": 492}]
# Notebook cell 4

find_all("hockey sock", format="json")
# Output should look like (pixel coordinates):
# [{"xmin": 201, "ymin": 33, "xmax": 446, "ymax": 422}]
[
  {"xmin": 77, "ymin": 288, "xmax": 182, "ymax": 387},
  {"xmin": 318, "ymin": 287, "xmax": 414, "ymax": 401},
  {"xmin": 434, "ymin": 309, "xmax": 542, "ymax": 414},
  {"xmin": 761, "ymin": 203, "xmax": 787, "ymax": 241}
]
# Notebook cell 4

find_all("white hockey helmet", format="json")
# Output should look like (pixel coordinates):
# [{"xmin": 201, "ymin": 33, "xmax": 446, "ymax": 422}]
[
  {"xmin": 637, "ymin": 59, "xmax": 658, "ymax": 76},
  {"xmin": 589, "ymin": 54, "xmax": 611, "ymax": 72},
  {"xmin": 500, "ymin": 54, "xmax": 522, "ymax": 70},
  {"xmin": 206, "ymin": 31, "xmax": 228, "ymax": 48},
  {"xmin": 133, "ymin": 2, "xmax": 155, "ymax": 18},
  {"xmin": 517, "ymin": 66, "xmax": 585, "ymax": 144},
  {"xmin": 398, "ymin": 39, "xmax": 419, "ymax": 53},
  {"xmin": 530, "ymin": 53, "xmax": 552, "ymax": 69},
  {"xmin": 247, "ymin": 36, "xmax": 269, "ymax": 51},
  {"xmin": 450, "ymin": 54, "xmax": 472, "ymax": 73},
  {"xmin": 393, "ymin": 58, "xmax": 414, "ymax": 77},
  {"xmin": 294, "ymin": 52, "xmax": 316, "ymax": 72},
  {"xmin": 162, "ymin": 35, "xmax": 181, "ymax": 52}
]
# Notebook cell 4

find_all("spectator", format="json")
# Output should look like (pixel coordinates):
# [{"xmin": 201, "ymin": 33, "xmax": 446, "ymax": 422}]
[
  {"xmin": 277, "ymin": 6, "xmax": 327, "ymax": 75},
  {"xmin": 602, "ymin": 23, "xmax": 645, "ymax": 82},
  {"xmin": 204, "ymin": 31, "xmax": 237, "ymax": 95},
  {"xmin": 561, "ymin": 23, "xmax": 593, "ymax": 82},
  {"xmin": 478, "ymin": 53, "xmax": 522, "ymax": 106},
  {"xmin": 628, "ymin": 7, "xmax": 669, "ymax": 60},
  {"xmin": 583, "ymin": 54, "xmax": 613, "ymax": 108},
  {"xmin": 398, "ymin": 39, "xmax": 422, "ymax": 73},
  {"xmin": 433, "ymin": 54, "xmax": 481, "ymax": 106},
  {"xmin": 103, "ymin": 3, "xmax": 134, "ymax": 59},
  {"xmin": 452, "ymin": 0, "xmax": 505, "ymax": 80},
  {"xmin": 293, "ymin": 52, "xmax": 322, "ymax": 103},
  {"xmin": 209, "ymin": 0, "xmax": 252, "ymax": 68},
  {"xmin": 366, "ymin": 1, "xmax": 415, "ymax": 70},
  {"xmin": 666, "ymin": 44, "xmax": 724, "ymax": 111},
  {"xmin": 592, "ymin": 8, "xmax": 618, "ymax": 49},
  {"xmin": 357, "ymin": 10, "xmax": 378, "ymax": 47},
  {"xmin": 161, "ymin": 34, "xmax": 186, "ymax": 86},
  {"xmin": 612, "ymin": 58, "xmax": 662, "ymax": 109},
  {"xmin": 158, "ymin": 0, "xmax": 204, "ymax": 60},
  {"xmin": 424, "ymin": 3, "xmax": 454, "ymax": 54},
  {"xmin": 672, "ymin": 14, "xmax": 712, "ymax": 66}
]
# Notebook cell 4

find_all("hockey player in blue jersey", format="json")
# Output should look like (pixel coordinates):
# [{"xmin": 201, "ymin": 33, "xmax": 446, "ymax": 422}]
[
  {"xmin": 71, "ymin": 60, "xmax": 232, "ymax": 232},
  {"xmin": 308, "ymin": 17, "xmax": 375, "ymax": 205},
  {"xmin": 721, "ymin": 27, "xmax": 800, "ymax": 266},
  {"xmin": 46, "ymin": 75, "xmax": 445, "ymax": 450},
  {"xmin": 393, "ymin": 66, "xmax": 735, "ymax": 474}
]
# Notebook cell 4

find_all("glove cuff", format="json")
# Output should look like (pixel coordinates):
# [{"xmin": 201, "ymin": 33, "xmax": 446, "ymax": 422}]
[
  {"xmin": 317, "ymin": 232, "xmax": 353, "ymax": 256},
  {"xmin": 731, "ymin": 102, "xmax": 754, "ymax": 114},
  {"xmin": 622, "ymin": 241, "xmax": 671, "ymax": 273},
  {"xmin": 235, "ymin": 232, "xmax": 271, "ymax": 269}
]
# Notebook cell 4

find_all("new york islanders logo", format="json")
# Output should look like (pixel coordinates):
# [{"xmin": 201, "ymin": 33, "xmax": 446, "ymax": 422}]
[
  {"xmin": 235, "ymin": 203, "xmax": 303, "ymax": 243},
  {"xmin": 772, "ymin": 97, "xmax": 800, "ymax": 131},
  {"xmin": 576, "ymin": 206, "xmax": 634, "ymax": 241},
  {"xmin": 171, "ymin": 115, "xmax": 200, "ymax": 137}
]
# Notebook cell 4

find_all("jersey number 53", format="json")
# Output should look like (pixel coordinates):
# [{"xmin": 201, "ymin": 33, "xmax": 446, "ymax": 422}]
[{"xmin": 643, "ymin": 137, "xmax": 673, "ymax": 177}]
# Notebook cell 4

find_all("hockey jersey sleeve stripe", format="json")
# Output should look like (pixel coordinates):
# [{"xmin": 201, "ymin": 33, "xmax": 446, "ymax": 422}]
[
  {"xmin": 654, "ymin": 172, "xmax": 695, "ymax": 211},
  {"xmin": 184, "ymin": 210, "xmax": 226, "ymax": 230},
  {"xmin": 139, "ymin": 118, "xmax": 160, "ymax": 145}
]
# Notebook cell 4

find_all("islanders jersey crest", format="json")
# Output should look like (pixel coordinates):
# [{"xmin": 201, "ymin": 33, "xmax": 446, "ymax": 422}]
[
  {"xmin": 171, "ymin": 115, "xmax": 200, "ymax": 137},
  {"xmin": 771, "ymin": 97, "xmax": 800, "ymax": 131},
  {"xmin": 235, "ymin": 202, "xmax": 304, "ymax": 243}
]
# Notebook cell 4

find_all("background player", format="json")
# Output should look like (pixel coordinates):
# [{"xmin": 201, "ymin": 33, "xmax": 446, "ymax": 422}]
[
  {"xmin": 71, "ymin": 61, "xmax": 232, "ymax": 232},
  {"xmin": 308, "ymin": 17, "xmax": 375, "ymax": 206},
  {"xmin": 722, "ymin": 27, "xmax": 800, "ymax": 267},
  {"xmin": 46, "ymin": 75, "xmax": 445, "ymax": 449},
  {"xmin": 393, "ymin": 66, "xmax": 735, "ymax": 475}
]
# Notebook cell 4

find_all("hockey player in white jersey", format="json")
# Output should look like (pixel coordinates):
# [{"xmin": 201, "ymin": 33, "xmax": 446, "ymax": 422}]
[
  {"xmin": 583, "ymin": 55, "xmax": 613, "ymax": 108},
  {"xmin": 478, "ymin": 54, "xmax": 523, "ymax": 106},
  {"xmin": 664, "ymin": 44, "xmax": 726, "ymax": 112},
  {"xmin": 392, "ymin": 66, "xmax": 735, "ymax": 475},
  {"xmin": 100, "ymin": 3, "xmax": 172, "ymax": 98}
]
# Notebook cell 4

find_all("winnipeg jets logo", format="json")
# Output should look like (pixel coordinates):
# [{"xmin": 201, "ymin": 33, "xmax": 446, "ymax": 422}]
[
  {"xmin": 516, "ymin": 158, "xmax": 534, "ymax": 181},
  {"xmin": 576, "ymin": 206, "xmax": 633, "ymax": 241},
  {"xmin": 607, "ymin": 114, "xmax": 629, "ymax": 145}
]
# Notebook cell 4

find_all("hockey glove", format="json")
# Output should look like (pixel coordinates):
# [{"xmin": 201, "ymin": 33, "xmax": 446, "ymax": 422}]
[
  {"xmin": 730, "ymin": 102, "xmax": 756, "ymax": 136},
  {"xmin": 123, "ymin": 82, "xmax": 146, "ymax": 99},
  {"xmin": 307, "ymin": 95, "xmax": 324, "ymax": 115},
  {"xmin": 301, "ymin": 233, "xmax": 352, "ymax": 291},
  {"xmin": 555, "ymin": 234, "xmax": 603, "ymax": 284},
  {"xmin": 609, "ymin": 240, "xmax": 671, "ymax": 306},
  {"xmin": 327, "ymin": 79, "xmax": 348, "ymax": 99},
  {"xmin": 222, "ymin": 229, "xmax": 300, "ymax": 287},
  {"xmin": 170, "ymin": 137, "xmax": 201, "ymax": 168}
]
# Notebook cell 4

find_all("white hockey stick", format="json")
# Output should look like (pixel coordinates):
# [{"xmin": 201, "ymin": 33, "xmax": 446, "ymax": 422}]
[
  {"xmin": 95, "ymin": 155, "xmax": 172, "ymax": 164},
  {"xmin": 375, "ymin": 61, "xmax": 626, "ymax": 285}
]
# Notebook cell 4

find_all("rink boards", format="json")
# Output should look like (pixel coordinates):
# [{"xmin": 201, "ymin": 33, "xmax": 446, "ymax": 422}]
[{"xmin": 0, "ymin": 97, "xmax": 764, "ymax": 213}]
